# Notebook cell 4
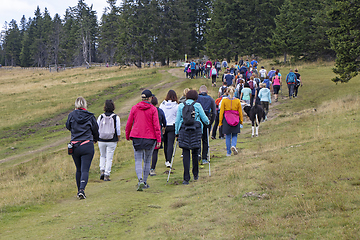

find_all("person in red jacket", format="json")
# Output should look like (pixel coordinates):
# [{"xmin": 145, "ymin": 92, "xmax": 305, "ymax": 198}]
[{"xmin": 126, "ymin": 89, "xmax": 161, "ymax": 191}]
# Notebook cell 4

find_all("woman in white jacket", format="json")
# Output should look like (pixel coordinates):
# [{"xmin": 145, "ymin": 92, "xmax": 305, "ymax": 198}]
[{"xmin": 159, "ymin": 90, "xmax": 179, "ymax": 167}]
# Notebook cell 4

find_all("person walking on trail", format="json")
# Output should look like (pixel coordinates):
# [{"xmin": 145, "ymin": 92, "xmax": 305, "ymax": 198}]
[
  {"xmin": 272, "ymin": 72, "xmax": 281, "ymax": 102},
  {"xmin": 150, "ymin": 96, "xmax": 167, "ymax": 176},
  {"xmin": 268, "ymin": 67, "xmax": 276, "ymax": 81},
  {"xmin": 224, "ymin": 70, "xmax": 235, "ymax": 86},
  {"xmin": 190, "ymin": 60, "xmax": 196, "ymax": 79},
  {"xmin": 197, "ymin": 85, "xmax": 216, "ymax": 165},
  {"xmin": 97, "ymin": 100, "xmax": 121, "ymax": 182},
  {"xmin": 66, "ymin": 97, "xmax": 99, "ymax": 199},
  {"xmin": 286, "ymin": 69, "xmax": 297, "ymax": 99},
  {"xmin": 211, "ymin": 66, "xmax": 218, "ymax": 87},
  {"xmin": 257, "ymin": 83, "xmax": 271, "ymax": 120},
  {"xmin": 222, "ymin": 59, "xmax": 228, "ymax": 69},
  {"xmin": 215, "ymin": 59, "xmax": 221, "ymax": 77},
  {"xmin": 175, "ymin": 90, "xmax": 210, "ymax": 185},
  {"xmin": 219, "ymin": 87, "xmax": 243, "ymax": 157},
  {"xmin": 259, "ymin": 66, "xmax": 267, "ymax": 82},
  {"xmin": 159, "ymin": 90, "xmax": 179, "ymax": 168},
  {"xmin": 294, "ymin": 69, "xmax": 303, "ymax": 98},
  {"xmin": 248, "ymin": 76, "xmax": 257, "ymax": 107},
  {"xmin": 240, "ymin": 82, "xmax": 252, "ymax": 105},
  {"xmin": 205, "ymin": 59, "xmax": 212, "ymax": 78},
  {"xmin": 125, "ymin": 90, "xmax": 161, "ymax": 191}
]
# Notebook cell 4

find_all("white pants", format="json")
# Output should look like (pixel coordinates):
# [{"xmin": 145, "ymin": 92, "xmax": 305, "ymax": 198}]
[{"xmin": 98, "ymin": 141, "xmax": 118, "ymax": 176}]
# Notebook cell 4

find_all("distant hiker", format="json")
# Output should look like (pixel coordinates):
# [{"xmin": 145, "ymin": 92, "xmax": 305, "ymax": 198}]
[
  {"xmin": 215, "ymin": 59, "xmax": 221, "ymax": 77},
  {"xmin": 195, "ymin": 62, "xmax": 200, "ymax": 78},
  {"xmin": 125, "ymin": 90, "xmax": 161, "ymax": 191},
  {"xmin": 97, "ymin": 100, "xmax": 121, "ymax": 182},
  {"xmin": 240, "ymin": 82, "xmax": 252, "ymax": 105},
  {"xmin": 257, "ymin": 83, "xmax": 271, "ymax": 120},
  {"xmin": 259, "ymin": 66, "xmax": 267, "ymax": 82},
  {"xmin": 218, "ymin": 81, "xmax": 228, "ymax": 98},
  {"xmin": 248, "ymin": 76, "xmax": 258, "ymax": 107},
  {"xmin": 197, "ymin": 85, "xmax": 216, "ymax": 165},
  {"xmin": 211, "ymin": 66, "xmax": 218, "ymax": 87},
  {"xmin": 272, "ymin": 72, "xmax": 281, "ymax": 102},
  {"xmin": 222, "ymin": 59, "xmax": 228, "ymax": 69},
  {"xmin": 66, "ymin": 97, "xmax": 99, "ymax": 199},
  {"xmin": 219, "ymin": 86, "xmax": 243, "ymax": 157},
  {"xmin": 239, "ymin": 64, "xmax": 247, "ymax": 76},
  {"xmin": 212, "ymin": 94, "xmax": 224, "ymax": 140},
  {"xmin": 150, "ymin": 96, "xmax": 167, "ymax": 176},
  {"xmin": 190, "ymin": 60, "xmax": 196, "ymax": 79},
  {"xmin": 250, "ymin": 58, "xmax": 258, "ymax": 74},
  {"xmin": 267, "ymin": 67, "xmax": 276, "ymax": 81},
  {"xmin": 224, "ymin": 70, "xmax": 235, "ymax": 87},
  {"xmin": 238, "ymin": 57, "xmax": 244, "ymax": 67},
  {"xmin": 294, "ymin": 69, "xmax": 303, "ymax": 98},
  {"xmin": 175, "ymin": 90, "xmax": 210, "ymax": 184},
  {"xmin": 159, "ymin": 90, "xmax": 179, "ymax": 168},
  {"xmin": 286, "ymin": 69, "xmax": 297, "ymax": 99},
  {"xmin": 205, "ymin": 59, "xmax": 212, "ymax": 78},
  {"xmin": 184, "ymin": 61, "xmax": 190, "ymax": 78}
]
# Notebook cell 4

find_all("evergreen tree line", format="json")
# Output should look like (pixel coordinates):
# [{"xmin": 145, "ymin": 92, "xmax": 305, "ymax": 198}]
[{"xmin": 0, "ymin": 0, "xmax": 358, "ymax": 82}]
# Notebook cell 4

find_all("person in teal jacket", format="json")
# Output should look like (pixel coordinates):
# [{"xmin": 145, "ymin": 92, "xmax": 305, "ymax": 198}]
[
  {"xmin": 257, "ymin": 83, "xmax": 271, "ymax": 120},
  {"xmin": 175, "ymin": 90, "xmax": 209, "ymax": 185}
]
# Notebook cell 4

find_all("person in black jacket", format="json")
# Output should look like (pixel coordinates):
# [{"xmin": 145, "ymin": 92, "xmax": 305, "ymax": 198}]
[
  {"xmin": 66, "ymin": 97, "xmax": 99, "ymax": 199},
  {"xmin": 197, "ymin": 85, "xmax": 216, "ymax": 165}
]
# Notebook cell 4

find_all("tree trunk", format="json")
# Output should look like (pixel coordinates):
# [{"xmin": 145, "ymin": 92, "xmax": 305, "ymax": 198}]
[{"xmin": 284, "ymin": 52, "xmax": 287, "ymax": 64}]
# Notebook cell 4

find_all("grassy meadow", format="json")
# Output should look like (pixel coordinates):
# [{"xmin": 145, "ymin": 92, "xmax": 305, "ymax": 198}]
[{"xmin": 1, "ymin": 62, "xmax": 360, "ymax": 239}]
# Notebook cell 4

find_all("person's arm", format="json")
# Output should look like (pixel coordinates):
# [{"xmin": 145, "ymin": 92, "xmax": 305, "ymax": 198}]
[
  {"xmin": 299, "ymin": 76, "xmax": 302, "ymax": 86},
  {"xmin": 152, "ymin": 108, "xmax": 161, "ymax": 147},
  {"xmin": 197, "ymin": 103, "xmax": 210, "ymax": 125},
  {"xmin": 210, "ymin": 99, "xmax": 216, "ymax": 125},
  {"xmin": 240, "ymin": 91, "xmax": 243, "ymax": 101},
  {"xmin": 219, "ymin": 99, "xmax": 225, "ymax": 127},
  {"xmin": 65, "ymin": 114, "xmax": 72, "ymax": 131},
  {"xmin": 116, "ymin": 115, "xmax": 121, "ymax": 140},
  {"xmin": 91, "ymin": 115, "xmax": 99, "ymax": 143},
  {"xmin": 175, "ymin": 104, "xmax": 182, "ymax": 135},
  {"xmin": 125, "ymin": 107, "xmax": 134, "ymax": 140}
]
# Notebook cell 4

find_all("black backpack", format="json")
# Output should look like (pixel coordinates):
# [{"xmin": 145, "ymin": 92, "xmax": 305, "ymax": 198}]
[{"xmin": 182, "ymin": 101, "xmax": 196, "ymax": 125}]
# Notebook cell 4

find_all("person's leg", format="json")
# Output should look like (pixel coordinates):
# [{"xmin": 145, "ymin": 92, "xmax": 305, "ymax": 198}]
[
  {"xmin": 167, "ymin": 127, "xmax": 175, "ymax": 163},
  {"xmin": 151, "ymin": 149, "xmax": 158, "ymax": 170},
  {"xmin": 211, "ymin": 113, "xmax": 219, "ymax": 139},
  {"xmin": 98, "ymin": 142, "xmax": 106, "ymax": 173},
  {"xmin": 143, "ymin": 143, "xmax": 155, "ymax": 184},
  {"xmin": 288, "ymin": 84, "xmax": 292, "ymax": 98},
  {"xmin": 133, "ymin": 147, "xmax": 144, "ymax": 181},
  {"xmin": 163, "ymin": 128, "xmax": 169, "ymax": 162},
  {"xmin": 192, "ymin": 148, "xmax": 199, "ymax": 179},
  {"xmin": 294, "ymin": 85, "xmax": 299, "ymax": 97},
  {"xmin": 219, "ymin": 125, "xmax": 224, "ymax": 138},
  {"xmin": 79, "ymin": 142, "xmax": 94, "ymax": 191},
  {"xmin": 261, "ymin": 101, "xmax": 267, "ymax": 117},
  {"xmin": 182, "ymin": 148, "xmax": 191, "ymax": 182},
  {"xmin": 201, "ymin": 126, "xmax": 209, "ymax": 161},
  {"xmin": 290, "ymin": 84, "xmax": 295, "ymax": 98},
  {"xmin": 231, "ymin": 133, "xmax": 238, "ymax": 148},
  {"xmin": 250, "ymin": 95, "xmax": 254, "ymax": 107},
  {"xmin": 72, "ymin": 153, "xmax": 81, "ymax": 191},
  {"xmin": 225, "ymin": 134, "xmax": 232, "ymax": 155},
  {"xmin": 105, "ymin": 142, "xmax": 117, "ymax": 176}
]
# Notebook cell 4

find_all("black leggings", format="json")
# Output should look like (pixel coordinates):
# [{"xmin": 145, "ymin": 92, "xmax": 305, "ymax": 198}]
[
  {"xmin": 151, "ymin": 149, "xmax": 159, "ymax": 170},
  {"xmin": 182, "ymin": 148, "xmax": 199, "ymax": 181},
  {"xmin": 72, "ymin": 141, "xmax": 94, "ymax": 191},
  {"xmin": 163, "ymin": 126, "xmax": 176, "ymax": 163}
]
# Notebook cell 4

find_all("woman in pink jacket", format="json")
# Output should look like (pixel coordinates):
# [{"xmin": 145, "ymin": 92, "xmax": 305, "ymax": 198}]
[{"xmin": 125, "ymin": 89, "xmax": 161, "ymax": 191}]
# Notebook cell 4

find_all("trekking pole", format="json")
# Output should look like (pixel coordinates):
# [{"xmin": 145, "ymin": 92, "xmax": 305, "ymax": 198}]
[
  {"xmin": 166, "ymin": 140, "xmax": 178, "ymax": 183},
  {"xmin": 207, "ymin": 127, "xmax": 211, "ymax": 177}
]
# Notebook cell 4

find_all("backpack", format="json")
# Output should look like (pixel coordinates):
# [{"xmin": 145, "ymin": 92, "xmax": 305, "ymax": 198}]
[
  {"xmin": 260, "ymin": 70, "xmax": 266, "ymax": 78},
  {"xmin": 182, "ymin": 101, "xmax": 196, "ymax": 125},
  {"xmin": 248, "ymin": 80, "xmax": 254, "ymax": 90},
  {"xmin": 230, "ymin": 68, "xmax": 235, "ymax": 74},
  {"xmin": 221, "ymin": 86, "xmax": 228, "ymax": 95},
  {"xmin": 99, "ymin": 113, "xmax": 116, "ymax": 139},
  {"xmin": 287, "ymin": 72, "xmax": 296, "ymax": 83},
  {"xmin": 246, "ymin": 71, "xmax": 252, "ymax": 80},
  {"xmin": 254, "ymin": 78, "xmax": 260, "ymax": 86},
  {"xmin": 211, "ymin": 68, "xmax": 217, "ymax": 75},
  {"xmin": 216, "ymin": 62, "xmax": 221, "ymax": 68},
  {"xmin": 195, "ymin": 64, "xmax": 199, "ymax": 70}
]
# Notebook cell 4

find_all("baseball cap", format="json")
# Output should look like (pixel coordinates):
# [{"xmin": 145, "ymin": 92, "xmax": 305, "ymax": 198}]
[{"xmin": 141, "ymin": 89, "xmax": 153, "ymax": 98}]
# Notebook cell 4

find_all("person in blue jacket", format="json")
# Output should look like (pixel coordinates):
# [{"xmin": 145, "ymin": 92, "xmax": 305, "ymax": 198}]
[{"xmin": 175, "ymin": 90, "xmax": 209, "ymax": 185}]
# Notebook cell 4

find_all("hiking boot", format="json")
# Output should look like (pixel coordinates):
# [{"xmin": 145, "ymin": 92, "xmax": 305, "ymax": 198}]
[
  {"xmin": 104, "ymin": 175, "xmax": 111, "ymax": 181},
  {"xmin": 201, "ymin": 159, "xmax": 209, "ymax": 164},
  {"xmin": 150, "ymin": 169, "xmax": 156, "ymax": 176},
  {"xmin": 143, "ymin": 183, "xmax": 150, "ymax": 189},
  {"xmin": 77, "ymin": 190, "xmax": 86, "ymax": 200},
  {"xmin": 231, "ymin": 146, "xmax": 238, "ymax": 155},
  {"xmin": 211, "ymin": 136, "xmax": 216, "ymax": 140},
  {"xmin": 182, "ymin": 180, "xmax": 189, "ymax": 185},
  {"xmin": 100, "ymin": 170, "xmax": 105, "ymax": 180},
  {"xmin": 194, "ymin": 176, "xmax": 199, "ymax": 181}
]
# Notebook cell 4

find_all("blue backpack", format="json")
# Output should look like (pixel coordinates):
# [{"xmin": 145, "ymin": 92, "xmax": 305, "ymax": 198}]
[
  {"xmin": 287, "ymin": 72, "xmax": 297, "ymax": 84},
  {"xmin": 263, "ymin": 79, "xmax": 270, "ymax": 89}
]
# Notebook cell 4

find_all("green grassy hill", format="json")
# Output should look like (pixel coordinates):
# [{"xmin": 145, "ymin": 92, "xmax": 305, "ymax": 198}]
[{"xmin": 1, "ymin": 63, "xmax": 360, "ymax": 239}]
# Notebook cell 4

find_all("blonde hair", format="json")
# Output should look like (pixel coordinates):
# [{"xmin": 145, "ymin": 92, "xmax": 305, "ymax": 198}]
[
  {"xmin": 183, "ymin": 88, "xmax": 190, "ymax": 96},
  {"xmin": 227, "ymin": 86, "xmax": 235, "ymax": 98},
  {"xmin": 75, "ymin": 97, "xmax": 87, "ymax": 109}
]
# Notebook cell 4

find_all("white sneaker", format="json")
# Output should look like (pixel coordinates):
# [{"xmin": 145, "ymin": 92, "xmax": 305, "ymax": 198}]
[
  {"xmin": 150, "ymin": 169, "xmax": 156, "ymax": 176},
  {"xmin": 231, "ymin": 146, "xmax": 238, "ymax": 155},
  {"xmin": 165, "ymin": 161, "xmax": 171, "ymax": 167}
]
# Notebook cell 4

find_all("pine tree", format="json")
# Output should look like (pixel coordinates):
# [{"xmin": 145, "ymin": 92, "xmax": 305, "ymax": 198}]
[
  {"xmin": 328, "ymin": 0, "xmax": 360, "ymax": 83},
  {"xmin": 4, "ymin": 20, "xmax": 21, "ymax": 66}
]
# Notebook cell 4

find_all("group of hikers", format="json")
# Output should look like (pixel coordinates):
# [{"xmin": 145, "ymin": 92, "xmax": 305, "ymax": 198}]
[{"xmin": 66, "ymin": 59, "xmax": 303, "ymax": 199}]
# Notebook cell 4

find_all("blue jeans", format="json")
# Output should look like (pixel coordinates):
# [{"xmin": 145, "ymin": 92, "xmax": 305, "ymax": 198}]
[
  {"xmin": 226, "ymin": 133, "xmax": 238, "ymax": 155},
  {"xmin": 287, "ymin": 84, "xmax": 295, "ymax": 98}
]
